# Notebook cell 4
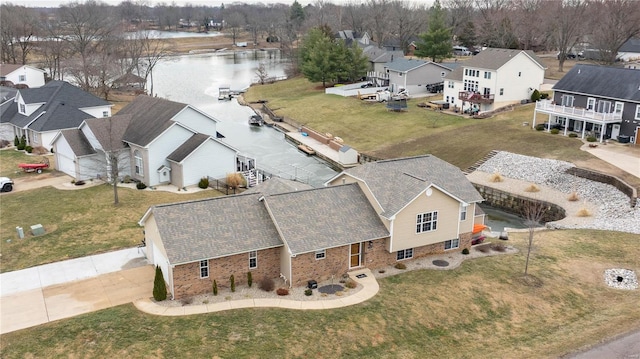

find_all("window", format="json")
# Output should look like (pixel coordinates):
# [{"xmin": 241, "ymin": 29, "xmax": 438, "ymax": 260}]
[
  {"xmin": 416, "ymin": 211, "xmax": 438, "ymax": 233},
  {"xmin": 444, "ymin": 239, "xmax": 459, "ymax": 250},
  {"xmin": 249, "ymin": 250, "xmax": 257, "ymax": 269},
  {"xmin": 484, "ymin": 71, "xmax": 491, "ymax": 79},
  {"xmin": 448, "ymin": 81, "xmax": 454, "ymax": 89},
  {"xmin": 315, "ymin": 249, "xmax": 326, "ymax": 260},
  {"xmin": 460, "ymin": 206, "xmax": 467, "ymax": 221},
  {"xmin": 574, "ymin": 120, "xmax": 582, "ymax": 132},
  {"xmin": 518, "ymin": 71, "xmax": 521, "ymax": 77},
  {"xmin": 597, "ymin": 100, "xmax": 610, "ymax": 113},
  {"xmin": 102, "ymin": 111, "xmax": 109, "ymax": 117},
  {"xmin": 499, "ymin": 88, "xmax": 504, "ymax": 96},
  {"xmin": 19, "ymin": 75, "xmax": 26, "ymax": 82},
  {"xmin": 614, "ymin": 102, "xmax": 624, "ymax": 116},
  {"xmin": 561, "ymin": 95, "xmax": 574, "ymax": 107},
  {"xmin": 635, "ymin": 105, "xmax": 640, "ymax": 120},
  {"xmin": 586, "ymin": 97, "xmax": 595, "ymax": 111},
  {"xmin": 19, "ymin": 103, "xmax": 25, "ymax": 114},
  {"xmin": 397, "ymin": 248, "xmax": 413, "ymax": 260},
  {"xmin": 465, "ymin": 69, "xmax": 469, "ymax": 76},
  {"xmin": 134, "ymin": 150, "xmax": 144, "ymax": 176},
  {"xmin": 200, "ymin": 260, "xmax": 209, "ymax": 278},
  {"xmin": 446, "ymin": 96, "xmax": 449, "ymax": 102}
]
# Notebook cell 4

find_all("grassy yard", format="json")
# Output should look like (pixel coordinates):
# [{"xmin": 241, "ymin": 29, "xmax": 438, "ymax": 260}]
[
  {"xmin": 0, "ymin": 184, "xmax": 220, "ymax": 273},
  {"xmin": 0, "ymin": 149, "xmax": 53, "ymax": 179},
  {"xmin": 1, "ymin": 230, "xmax": 638, "ymax": 358}
]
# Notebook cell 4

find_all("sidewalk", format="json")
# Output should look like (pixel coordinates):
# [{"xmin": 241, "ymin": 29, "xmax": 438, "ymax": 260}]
[{"xmin": 581, "ymin": 141, "xmax": 640, "ymax": 179}]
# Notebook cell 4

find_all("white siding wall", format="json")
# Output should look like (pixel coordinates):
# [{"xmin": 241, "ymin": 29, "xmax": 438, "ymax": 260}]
[
  {"xmin": 80, "ymin": 124, "xmax": 102, "ymax": 150},
  {"xmin": 77, "ymin": 155, "xmax": 104, "ymax": 181},
  {"xmin": 146, "ymin": 125, "xmax": 194, "ymax": 186},
  {"xmin": 495, "ymin": 53, "xmax": 544, "ymax": 104},
  {"xmin": 172, "ymin": 108, "xmax": 218, "ymax": 137},
  {"xmin": 80, "ymin": 106, "xmax": 112, "ymax": 119},
  {"xmin": 181, "ymin": 139, "xmax": 237, "ymax": 186},
  {"xmin": 443, "ymin": 80, "xmax": 463, "ymax": 110},
  {"xmin": 40, "ymin": 130, "xmax": 59, "ymax": 149},
  {"xmin": 4, "ymin": 66, "xmax": 46, "ymax": 88},
  {"xmin": 53, "ymin": 137, "xmax": 76, "ymax": 178}
]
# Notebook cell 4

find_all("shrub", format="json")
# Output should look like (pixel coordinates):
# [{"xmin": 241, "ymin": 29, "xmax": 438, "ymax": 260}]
[
  {"xmin": 259, "ymin": 276, "xmax": 275, "ymax": 292},
  {"xmin": 198, "ymin": 177, "xmax": 209, "ymax": 189},
  {"xmin": 491, "ymin": 243, "xmax": 506, "ymax": 252},
  {"xmin": 577, "ymin": 208, "xmax": 592, "ymax": 217},
  {"xmin": 153, "ymin": 266, "xmax": 167, "ymax": 301},
  {"xmin": 550, "ymin": 128, "xmax": 560, "ymax": 135},
  {"xmin": 525, "ymin": 184, "xmax": 540, "ymax": 192},
  {"xmin": 304, "ymin": 288, "xmax": 312, "ymax": 296},
  {"xmin": 540, "ymin": 93, "xmax": 549, "ymax": 99},
  {"xmin": 345, "ymin": 279, "xmax": 357, "ymax": 289},
  {"xmin": 19, "ymin": 136, "xmax": 26, "ymax": 150},
  {"xmin": 530, "ymin": 89, "xmax": 541, "ymax": 102},
  {"xmin": 569, "ymin": 133, "xmax": 578, "ymax": 138},
  {"xmin": 226, "ymin": 172, "xmax": 245, "ymax": 188},
  {"xmin": 17, "ymin": 143, "xmax": 25, "ymax": 151},
  {"xmin": 230, "ymin": 274, "xmax": 235, "ymax": 292},
  {"xmin": 489, "ymin": 172, "xmax": 503, "ymax": 183},
  {"xmin": 586, "ymin": 136, "xmax": 597, "ymax": 142},
  {"xmin": 247, "ymin": 272, "xmax": 252, "ymax": 288},
  {"xmin": 25, "ymin": 145, "xmax": 33, "ymax": 153},
  {"xmin": 394, "ymin": 262, "xmax": 407, "ymax": 270},
  {"xmin": 136, "ymin": 182, "xmax": 147, "ymax": 190},
  {"xmin": 535, "ymin": 124, "xmax": 545, "ymax": 131},
  {"xmin": 567, "ymin": 191, "xmax": 580, "ymax": 201},
  {"xmin": 276, "ymin": 287, "xmax": 289, "ymax": 296},
  {"xmin": 462, "ymin": 248, "xmax": 470, "ymax": 255},
  {"xmin": 213, "ymin": 280, "xmax": 218, "ymax": 296},
  {"xmin": 14, "ymin": 135, "xmax": 19, "ymax": 146}
]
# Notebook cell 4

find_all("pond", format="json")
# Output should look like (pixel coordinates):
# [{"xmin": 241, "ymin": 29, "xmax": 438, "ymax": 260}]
[{"xmin": 479, "ymin": 204, "xmax": 528, "ymax": 234}]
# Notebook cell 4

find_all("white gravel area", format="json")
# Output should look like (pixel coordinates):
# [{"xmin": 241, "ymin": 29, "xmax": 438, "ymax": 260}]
[{"xmin": 473, "ymin": 151, "xmax": 640, "ymax": 234}]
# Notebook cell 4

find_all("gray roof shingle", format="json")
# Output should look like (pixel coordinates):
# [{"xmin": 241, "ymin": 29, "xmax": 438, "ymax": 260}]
[
  {"xmin": 58, "ymin": 129, "xmax": 96, "ymax": 157},
  {"xmin": 264, "ymin": 184, "xmax": 389, "ymax": 255},
  {"xmin": 84, "ymin": 115, "xmax": 133, "ymax": 151},
  {"xmin": 119, "ymin": 95, "xmax": 188, "ymax": 147},
  {"xmin": 166, "ymin": 133, "xmax": 209, "ymax": 162},
  {"xmin": 385, "ymin": 58, "xmax": 429, "ymax": 72},
  {"xmin": 243, "ymin": 177, "xmax": 313, "ymax": 195},
  {"xmin": 339, "ymin": 155, "xmax": 483, "ymax": 218},
  {"xmin": 454, "ymin": 48, "xmax": 545, "ymax": 71},
  {"xmin": 552, "ymin": 64, "xmax": 640, "ymax": 102},
  {"xmin": 151, "ymin": 194, "xmax": 283, "ymax": 265},
  {"xmin": 619, "ymin": 38, "xmax": 640, "ymax": 53}
]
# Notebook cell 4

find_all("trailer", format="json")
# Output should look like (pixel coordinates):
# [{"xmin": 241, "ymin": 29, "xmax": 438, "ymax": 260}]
[{"xmin": 18, "ymin": 157, "xmax": 49, "ymax": 174}]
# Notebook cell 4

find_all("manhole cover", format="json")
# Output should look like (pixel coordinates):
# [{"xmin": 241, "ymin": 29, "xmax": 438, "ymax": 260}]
[
  {"xmin": 318, "ymin": 284, "xmax": 344, "ymax": 294},
  {"xmin": 432, "ymin": 260, "xmax": 449, "ymax": 267},
  {"xmin": 356, "ymin": 273, "xmax": 367, "ymax": 278}
]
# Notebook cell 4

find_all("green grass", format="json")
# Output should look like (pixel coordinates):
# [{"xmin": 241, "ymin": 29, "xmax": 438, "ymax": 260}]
[
  {"xmin": 0, "ymin": 185, "xmax": 221, "ymax": 273},
  {"xmin": 1, "ymin": 230, "xmax": 638, "ymax": 358},
  {"xmin": 0, "ymin": 149, "xmax": 49, "ymax": 178}
]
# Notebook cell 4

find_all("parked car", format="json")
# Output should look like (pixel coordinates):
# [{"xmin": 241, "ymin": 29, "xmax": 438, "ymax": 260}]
[
  {"xmin": 556, "ymin": 52, "xmax": 577, "ymax": 60},
  {"xmin": 0, "ymin": 177, "xmax": 13, "ymax": 192},
  {"xmin": 360, "ymin": 82, "xmax": 374, "ymax": 88},
  {"xmin": 453, "ymin": 46, "xmax": 471, "ymax": 56}
]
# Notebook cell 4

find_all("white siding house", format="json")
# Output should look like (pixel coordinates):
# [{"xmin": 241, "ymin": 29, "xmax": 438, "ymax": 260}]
[{"xmin": 0, "ymin": 64, "xmax": 46, "ymax": 88}]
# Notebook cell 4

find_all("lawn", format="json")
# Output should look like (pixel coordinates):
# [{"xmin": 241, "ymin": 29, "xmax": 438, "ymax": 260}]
[
  {"xmin": 1, "ymin": 230, "xmax": 638, "ymax": 358},
  {"xmin": 0, "ymin": 184, "xmax": 221, "ymax": 273},
  {"xmin": 0, "ymin": 149, "xmax": 52, "ymax": 179}
]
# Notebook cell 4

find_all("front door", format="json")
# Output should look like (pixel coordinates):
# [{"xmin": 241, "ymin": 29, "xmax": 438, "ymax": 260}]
[
  {"xmin": 611, "ymin": 124, "xmax": 620, "ymax": 139},
  {"xmin": 350, "ymin": 243, "xmax": 362, "ymax": 268}
]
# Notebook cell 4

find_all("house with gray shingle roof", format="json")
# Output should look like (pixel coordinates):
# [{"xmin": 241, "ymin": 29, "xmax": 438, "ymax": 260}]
[
  {"xmin": 533, "ymin": 64, "xmax": 640, "ymax": 144},
  {"xmin": 51, "ymin": 95, "xmax": 256, "ymax": 186},
  {"xmin": 0, "ymin": 80, "xmax": 112, "ymax": 149},
  {"xmin": 0, "ymin": 64, "xmax": 46, "ymax": 88},
  {"xmin": 442, "ymin": 48, "xmax": 545, "ymax": 114},
  {"xmin": 384, "ymin": 58, "xmax": 455, "ymax": 97},
  {"xmin": 139, "ymin": 154, "xmax": 485, "ymax": 300},
  {"xmin": 618, "ymin": 37, "xmax": 640, "ymax": 62}
]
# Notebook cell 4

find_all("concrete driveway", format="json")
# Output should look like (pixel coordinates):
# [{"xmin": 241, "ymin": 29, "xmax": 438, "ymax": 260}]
[{"xmin": 0, "ymin": 248, "xmax": 153, "ymax": 334}]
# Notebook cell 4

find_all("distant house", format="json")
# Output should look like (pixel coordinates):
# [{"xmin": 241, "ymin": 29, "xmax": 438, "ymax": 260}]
[
  {"xmin": 140, "ymin": 155, "xmax": 485, "ymax": 300},
  {"xmin": 112, "ymin": 72, "xmax": 146, "ymax": 92},
  {"xmin": 617, "ymin": 38, "xmax": 640, "ymax": 62},
  {"xmin": 442, "ymin": 48, "xmax": 546, "ymax": 114},
  {"xmin": 52, "ymin": 95, "xmax": 257, "ymax": 186},
  {"xmin": 335, "ymin": 30, "xmax": 371, "ymax": 48},
  {"xmin": 0, "ymin": 81, "xmax": 112, "ymax": 149},
  {"xmin": 384, "ymin": 58, "xmax": 456, "ymax": 96},
  {"xmin": 532, "ymin": 64, "xmax": 640, "ymax": 144},
  {"xmin": 362, "ymin": 46, "xmax": 404, "ymax": 87},
  {"xmin": 0, "ymin": 64, "xmax": 46, "ymax": 88}
]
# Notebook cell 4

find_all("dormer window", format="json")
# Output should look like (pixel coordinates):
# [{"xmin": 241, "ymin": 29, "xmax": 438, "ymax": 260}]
[{"xmin": 19, "ymin": 103, "xmax": 25, "ymax": 114}]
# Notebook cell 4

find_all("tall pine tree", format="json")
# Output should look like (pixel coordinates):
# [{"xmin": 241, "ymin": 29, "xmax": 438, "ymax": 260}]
[
  {"xmin": 153, "ymin": 266, "xmax": 167, "ymax": 301},
  {"xmin": 415, "ymin": 0, "xmax": 452, "ymax": 63}
]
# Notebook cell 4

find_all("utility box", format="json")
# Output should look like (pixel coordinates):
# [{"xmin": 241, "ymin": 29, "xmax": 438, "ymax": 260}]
[
  {"xmin": 307, "ymin": 280, "xmax": 318, "ymax": 289},
  {"xmin": 31, "ymin": 224, "xmax": 45, "ymax": 236},
  {"xmin": 16, "ymin": 226, "xmax": 24, "ymax": 239}
]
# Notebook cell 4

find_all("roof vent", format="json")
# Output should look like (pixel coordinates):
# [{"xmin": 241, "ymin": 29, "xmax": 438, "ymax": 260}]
[{"xmin": 577, "ymin": 69, "xmax": 581, "ymax": 74}]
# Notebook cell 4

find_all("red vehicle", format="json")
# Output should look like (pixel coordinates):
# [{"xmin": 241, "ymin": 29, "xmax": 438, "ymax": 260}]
[
  {"xmin": 18, "ymin": 157, "xmax": 49, "ymax": 174},
  {"xmin": 471, "ymin": 224, "xmax": 488, "ymax": 245}
]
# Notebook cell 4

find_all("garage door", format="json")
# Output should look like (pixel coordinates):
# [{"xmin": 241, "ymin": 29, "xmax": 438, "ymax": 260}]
[{"xmin": 56, "ymin": 152, "xmax": 76, "ymax": 178}]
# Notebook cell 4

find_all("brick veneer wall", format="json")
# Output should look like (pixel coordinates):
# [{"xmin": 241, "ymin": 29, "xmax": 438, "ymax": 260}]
[
  {"xmin": 291, "ymin": 246, "xmax": 350, "ymax": 287},
  {"xmin": 172, "ymin": 246, "xmax": 281, "ymax": 300},
  {"xmin": 566, "ymin": 167, "xmax": 637, "ymax": 207},
  {"xmin": 301, "ymin": 126, "xmax": 331, "ymax": 144}
]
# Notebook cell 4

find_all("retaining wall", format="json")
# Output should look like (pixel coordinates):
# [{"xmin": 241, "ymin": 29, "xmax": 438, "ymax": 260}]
[
  {"xmin": 566, "ymin": 167, "xmax": 637, "ymax": 207},
  {"xmin": 472, "ymin": 184, "xmax": 566, "ymax": 223}
]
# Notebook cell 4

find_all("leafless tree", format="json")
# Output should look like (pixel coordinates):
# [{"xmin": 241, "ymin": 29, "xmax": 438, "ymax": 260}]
[
  {"xmin": 343, "ymin": 1, "xmax": 369, "ymax": 35},
  {"xmin": 475, "ymin": 0, "xmax": 518, "ymax": 48},
  {"xmin": 511, "ymin": 0, "xmax": 546, "ymax": 50},
  {"xmin": 522, "ymin": 200, "xmax": 549, "ymax": 276},
  {"xmin": 548, "ymin": 0, "xmax": 588, "ymax": 72},
  {"xmin": 0, "ymin": 4, "xmax": 38, "ymax": 64},
  {"xmin": 225, "ymin": 11, "xmax": 246, "ymax": 46},
  {"xmin": 444, "ymin": 0, "xmax": 475, "ymax": 42},
  {"xmin": 255, "ymin": 62, "xmax": 270, "ymax": 84},
  {"xmin": 367, "ymin": 0, "xmax": 392, "ymax": 46},
  {"xmin": 587, "ymin": 0, "xmax": 640, "ymax": 64},
  {"xmin": 388, "ymin": 1, "xmax": 427, "ymax": 54}
]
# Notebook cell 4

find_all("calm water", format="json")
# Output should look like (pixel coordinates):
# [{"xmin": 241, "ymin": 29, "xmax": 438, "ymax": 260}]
[
  {"xmin": 150, "ymin": 50, "xmax": 338, "ymax": 187},
  {"xmin": 479, "ymin": 204, "xmax": 527, "ymax": 233}
]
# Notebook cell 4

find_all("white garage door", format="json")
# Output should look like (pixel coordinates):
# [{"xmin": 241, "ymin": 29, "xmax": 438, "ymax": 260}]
[{"xmin": 56, "ymin": 152, "xmax": 76, "ymax": 178}]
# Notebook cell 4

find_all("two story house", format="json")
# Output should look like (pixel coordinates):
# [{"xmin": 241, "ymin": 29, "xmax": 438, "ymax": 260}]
[
  {"xmin": 443, "ymin": 48, "xmax": 545, "ymax": 114},
  {"xmin": 140, "ymin": 155, "xmax": 485, "ymax": 300},
  {"xmin": 52, "ymin": 95, "xmax": 256, "ymax": 187},
  {"xmin": 532, "ymin": 64, "xmax": 640, "ymax": 144},
  {"xmin": 384, "ymin": 58, "xmax": 457, "ymax": 96},
  {"xmin": 0, "ymin": 80, "xmax": 112, "ymax": 149},
  {"xmin": 0, "ymin": 64, "xmax": 46, "ymax": 88}
]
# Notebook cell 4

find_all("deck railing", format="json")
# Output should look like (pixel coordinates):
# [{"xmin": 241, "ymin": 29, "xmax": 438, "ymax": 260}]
[{"xmin": 535, "ymin": 100, "xmax": 622, "ymax": 122}]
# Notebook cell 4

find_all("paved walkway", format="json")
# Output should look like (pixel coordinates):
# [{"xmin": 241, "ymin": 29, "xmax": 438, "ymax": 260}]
[
  {"xmin": 581, "ymin": 141, "xmax": 640, "ymax": 179},
  {"xmin": 0, "ymin": 248, "xmax": 152, "ymax": 334},
  {"xmin": 134, "ymin": 268, "xmax": 378, "ymax": 316}
]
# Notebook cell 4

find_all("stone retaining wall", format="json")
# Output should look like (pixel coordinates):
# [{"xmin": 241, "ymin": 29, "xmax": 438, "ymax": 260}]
[
  {"xmin": 473, "ymin": 184, "xmax": 566, "ymax": 223},
  {"xmin": 566, "ymin": 167, "xmax": 637, "ymax": 207}
]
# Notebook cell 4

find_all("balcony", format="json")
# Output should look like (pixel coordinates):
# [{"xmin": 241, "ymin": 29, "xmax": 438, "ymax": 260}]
[
  {"xmin": 534, "ymin": 100, "xmax": 622, "ymax": 123},
  {"xmin": 458, "ymin": 91, "xmax": 494, "ymax": 104}
]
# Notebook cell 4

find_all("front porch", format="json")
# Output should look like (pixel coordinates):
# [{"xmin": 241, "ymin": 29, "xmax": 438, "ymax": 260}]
[{"xmin": 533, "ymin": 100, "xmax": 623, "ymax": 143}]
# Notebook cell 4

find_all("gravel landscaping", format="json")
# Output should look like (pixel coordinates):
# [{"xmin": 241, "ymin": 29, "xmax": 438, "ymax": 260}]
[{"xmin": 476, "ymin": 151, "xmax": 640, "ymax": 234}]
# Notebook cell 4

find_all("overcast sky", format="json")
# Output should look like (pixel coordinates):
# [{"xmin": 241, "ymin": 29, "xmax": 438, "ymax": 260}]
[{"xmin": 10, "ymin": 0, "xmax": 324, "ymax": 7}]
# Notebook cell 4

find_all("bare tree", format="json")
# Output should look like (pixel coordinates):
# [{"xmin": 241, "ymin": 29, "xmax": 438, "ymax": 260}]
[
  {"xmin": 367, "ymin": 0, "xmax": 392, "ymax": 46},
  {"xmin": 444, "ymin": 0, "xmax": 475, "ymax": 43},
  {"xmin": 512, "ymin": 0, "xmax": 546, "ymax": 50},
  {"xmin": 224, "ymin": 11, "xmax": 246, "ymax": 46},
  {"xmin": 255, "ymin": 62, "xmax": 270, "ymax": 84},
  {"xmin": 475, "ymin": 0, "xmax": 518, "ymax": 48},
  {"xmin": 0, "ymin": 4, "xmax": 38, "ymax": 64},
  {"xmin": 388, "ymin": 1, "xmax": 427, "ymax": 54},
  {"xmin": 548, "ymin": 0, "xmax": 588, "ymax": 72},
  {"xmin": 588, "ymin": 0, "xmax": 640, "ymax": 64},
  {"xmin": 522, "ymin": 200, "xmax": 549, "ymax": 276},
  {"xmin": 343, "ymin": 1, "xmax": 369, "ymax": 35}
]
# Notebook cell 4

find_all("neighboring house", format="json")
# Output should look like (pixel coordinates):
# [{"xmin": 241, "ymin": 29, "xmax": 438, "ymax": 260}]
[
  {"xmin": 532, "ymin": 64, "xmax": 640, "ymax": 144},
  {"xmin": 443, "ymin": 48, "xmax": 546, "ymax": 114},
  {"xmin": 112, "ymin": 72, "xmax": 146, "ymax": 92},
  {"xmin": 384, "ymin": 58, "xmax": 456, "ymax": 96},
  {"xmin": 617, "ymin": 38, "xmax": 640, "ymax": 62},
  {"xmin": 0, "ymin": 80, "xmax": 112, "ymax": 149},
  {"xmin": 0, "ymin": 64, "xmax": 46, "ymax": 88},
  {"xmin": 335, "ymin": 30, "xmax": 371, "ymax": 48},
  {"xmin": 52, "ymin": 95, "xmax": 257, "ymax": 186},
  {"xmin": 363, "ymin": 46, "xmax": 404, "ymax": 87},
  {"xmin": 140, "ymin": 155, "xmax": 485, "ymax": 300}
]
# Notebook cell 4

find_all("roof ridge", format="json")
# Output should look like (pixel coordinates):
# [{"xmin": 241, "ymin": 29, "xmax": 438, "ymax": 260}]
[{"xmin": 154, "ymin": 192, "xmax": 258, "ymax": 209}]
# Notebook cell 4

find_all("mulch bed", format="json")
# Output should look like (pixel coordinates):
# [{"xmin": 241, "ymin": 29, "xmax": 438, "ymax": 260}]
[{"xmin": 317, "ymin": 284, "xmax": 344, "ymax": 294}]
